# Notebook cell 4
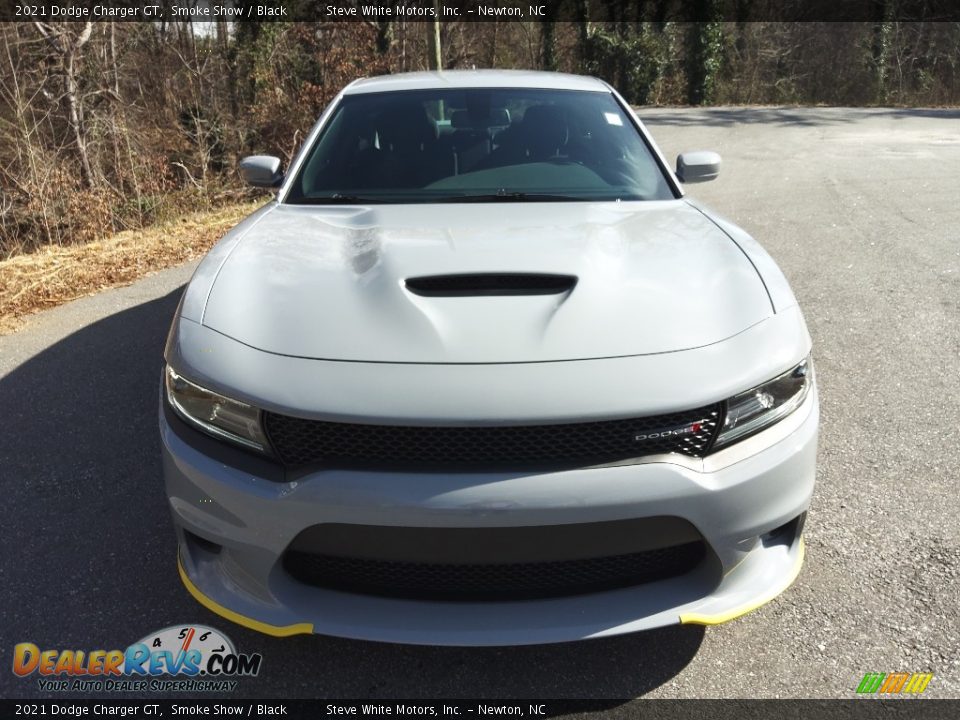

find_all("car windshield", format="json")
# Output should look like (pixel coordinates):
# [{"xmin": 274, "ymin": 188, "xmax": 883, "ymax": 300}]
[{"xmin": 285, "ymin": 88, "xmax": 675, "ymax": 204}]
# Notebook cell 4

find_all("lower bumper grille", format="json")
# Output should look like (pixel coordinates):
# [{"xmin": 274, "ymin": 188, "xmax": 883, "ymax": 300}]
[{"xmin": 283, "ymin": 541, "xmax": 707, "ymax": 601}]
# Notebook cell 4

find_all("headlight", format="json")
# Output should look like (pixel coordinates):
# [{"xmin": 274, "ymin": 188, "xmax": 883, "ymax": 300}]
[
  {"xmin": 164, "ymin": 365, "xmax": 270, "ymax": 453},
  {"xmin": 713, "ymin": 357, "xmax": 812, "ymax": 449}
]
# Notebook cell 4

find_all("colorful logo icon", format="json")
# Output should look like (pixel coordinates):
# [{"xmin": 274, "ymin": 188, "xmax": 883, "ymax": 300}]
[
  {"xmin": 12, "ymin": 625, "xmax": 262, "ymax": 692},
  {"xmin": 856, "ymin": 672, "xmax": 933, "ymax": 695}
]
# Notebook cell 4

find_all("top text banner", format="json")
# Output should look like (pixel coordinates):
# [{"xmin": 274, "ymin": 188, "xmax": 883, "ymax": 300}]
[{"xmin": 3, "ymin": 0, "xmax": 960, "ymax": 23}]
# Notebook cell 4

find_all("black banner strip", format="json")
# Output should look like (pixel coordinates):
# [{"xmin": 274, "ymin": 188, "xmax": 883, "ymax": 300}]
[{"xmin": 3, "ymin": 0, "xmax": 960, "ymax": 23}]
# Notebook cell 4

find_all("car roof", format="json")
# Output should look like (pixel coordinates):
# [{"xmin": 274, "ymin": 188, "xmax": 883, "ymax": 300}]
[{"xmin": 343, "ymin": 70, "xmax": 611, "ymax": 95}]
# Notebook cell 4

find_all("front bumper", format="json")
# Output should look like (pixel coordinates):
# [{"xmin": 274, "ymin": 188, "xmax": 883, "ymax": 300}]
[{"xmin": 162, "ymin": 384, "xmax": 818, "ymax": 646}]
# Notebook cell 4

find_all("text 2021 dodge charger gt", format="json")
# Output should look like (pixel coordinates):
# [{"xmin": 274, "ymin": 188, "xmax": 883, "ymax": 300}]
[{"xmin": 161, "ymin": 70, "xmax": 818, "ymax": 645}]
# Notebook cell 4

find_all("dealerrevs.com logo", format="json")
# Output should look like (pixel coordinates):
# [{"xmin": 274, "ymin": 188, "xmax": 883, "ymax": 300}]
[{"xmin": 12, "ymin": 625, "xmax": 262, "ymax": 693}]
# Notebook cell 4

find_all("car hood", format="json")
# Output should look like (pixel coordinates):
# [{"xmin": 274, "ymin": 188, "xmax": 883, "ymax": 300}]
[{"xmin": 201, "ymin": 201, "xmax": 773, "ymax": 363}]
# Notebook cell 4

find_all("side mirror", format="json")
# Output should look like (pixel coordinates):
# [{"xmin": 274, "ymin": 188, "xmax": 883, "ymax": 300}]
[
  {"xmin": 676, "ymin": 151, "xmax": 721, "ymax": 183},
  {"xmin": 239, "ymin": 155, "xmax": 284, "ymax": 188}
]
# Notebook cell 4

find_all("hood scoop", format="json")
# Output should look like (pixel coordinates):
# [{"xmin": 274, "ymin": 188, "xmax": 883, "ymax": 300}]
[{"xmin": 405, "ymin": 273, "xmax": 577, "ymax": 297}]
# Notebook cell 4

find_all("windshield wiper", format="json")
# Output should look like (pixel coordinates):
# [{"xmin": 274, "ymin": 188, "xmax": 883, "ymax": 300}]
[
  {"xmin": 436, "ymin": 191, "xmax": 584, "ymax": 203},
  {"xmin": 295, "ymin": 194, "xmax": 382, "ymax": 204},
  {"xmin": 296, "ymin": 192, "xmax": 635, "ymax": 204}
]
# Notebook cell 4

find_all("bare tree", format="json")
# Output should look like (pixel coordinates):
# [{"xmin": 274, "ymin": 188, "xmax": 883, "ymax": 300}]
[
  {"xmin": 427, "ymin": 5, "xmax": 442, "ymax": 70},
  {"xmin": 33, "ymin": 21, "xmax": 96, "ymax": 188}
]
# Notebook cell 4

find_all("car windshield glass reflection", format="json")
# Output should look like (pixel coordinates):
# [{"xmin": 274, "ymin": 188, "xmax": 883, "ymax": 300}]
[{"xmin": 286, "ymin": 88, "xmax": 675, "ymax": 204}]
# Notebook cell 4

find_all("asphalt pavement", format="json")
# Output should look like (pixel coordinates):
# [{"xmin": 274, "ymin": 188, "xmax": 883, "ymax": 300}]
[{"xmin": 1, "ymin": 107, "xmax": 958, "ymax": 700}]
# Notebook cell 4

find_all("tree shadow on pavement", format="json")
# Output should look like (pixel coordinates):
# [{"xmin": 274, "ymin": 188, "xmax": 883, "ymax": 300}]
[{"xmin": 0, "ymin": 288, "xmax": 704, "ymax": 700}]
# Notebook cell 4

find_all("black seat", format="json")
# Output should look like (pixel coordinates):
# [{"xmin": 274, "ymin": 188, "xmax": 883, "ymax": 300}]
[
  {"xmin": 357, "ymin": 103, "xmax": 446, "ymax": 188},
  {"xmin": 480, "ymin": 104, "xmax": 568, "ymax": 170},
  {"xmin": 447, "ymin": 110, "xmax": 492, "ymax": 175},
  {"xmin": 517, "ymin": 105, "xmax": 568, "ymax": 160}
]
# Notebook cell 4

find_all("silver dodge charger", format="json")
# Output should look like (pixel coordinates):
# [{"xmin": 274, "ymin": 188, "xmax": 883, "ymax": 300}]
[{"xmin": 161, "ymin": 70, "xmax": 818, "ymax": 645}]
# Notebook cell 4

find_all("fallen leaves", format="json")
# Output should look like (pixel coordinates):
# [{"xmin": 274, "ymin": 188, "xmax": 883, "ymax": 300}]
[{"xmin": 0, "ymin": 201, "xmax": 261, "ymax": 335}]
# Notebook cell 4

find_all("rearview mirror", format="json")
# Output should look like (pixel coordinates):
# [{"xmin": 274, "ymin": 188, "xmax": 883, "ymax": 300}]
[
  {"xmin": 239, "ymin": 155, "xmax": 284, "ymax": 188},
  {"xmin": 676, "ymin": 151, "xmax": 721, "ymax": 183}
]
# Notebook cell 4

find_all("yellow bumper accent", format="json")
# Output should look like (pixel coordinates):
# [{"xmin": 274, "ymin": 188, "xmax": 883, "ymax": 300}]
[
  {"xmin": 679, "ymin": 537, "xmax": 805, "ymax": 626},
  {"xmin": 177, "ymin": 554, "xmax": 314, "ymax": 637}
]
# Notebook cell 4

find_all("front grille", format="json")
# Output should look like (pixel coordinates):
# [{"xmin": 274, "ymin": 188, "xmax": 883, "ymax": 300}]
[
  {"xmin": 283, "ymin": 541, "xmax": 706, "ymax": 601},
  {"xmin": 263, "ymin": 404, "xmax": 722, "ymax": 470}
]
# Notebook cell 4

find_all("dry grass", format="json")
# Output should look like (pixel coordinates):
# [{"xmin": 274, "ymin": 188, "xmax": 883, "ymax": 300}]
[{"xmin": 0, "ymin": 201, "xmax": 262, "ymax": 335}]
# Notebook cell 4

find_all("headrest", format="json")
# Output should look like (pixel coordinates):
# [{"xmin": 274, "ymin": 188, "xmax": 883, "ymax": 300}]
[
  {"xmin": 489, "ymin": 108, "xmax": 511, "ymax": 126},
  {"xmin": 450, "ymin": 108, "xmax": 512, "ymax": 129},
  {"xmin": 519, "ymin": 105, "xmax": 568, "ymax": 155},
  {"xmin": 450, "ymin": 110, "xmax": 471, "ymax": 129},
  {"xmin": 378, "ymin": 103, "xmax": 436, "ymax": 149}
]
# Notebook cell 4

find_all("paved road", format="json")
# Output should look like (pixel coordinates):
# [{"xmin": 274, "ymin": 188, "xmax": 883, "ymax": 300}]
[{"xmin": 1, "ymin": 108, "xmax": 958, "ymax": 700}]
